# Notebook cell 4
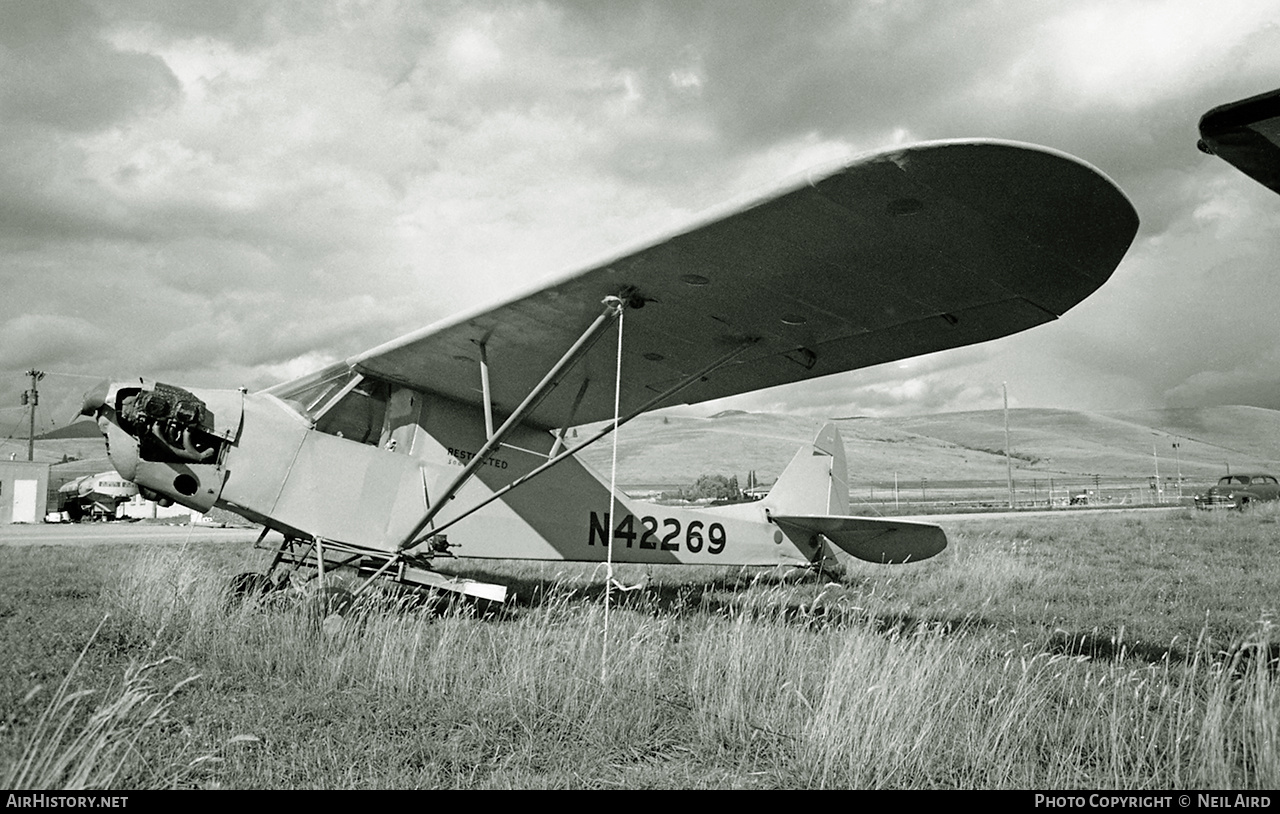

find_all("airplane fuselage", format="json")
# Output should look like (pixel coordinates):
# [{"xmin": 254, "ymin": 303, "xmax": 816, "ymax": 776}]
[{"xmin": 83, "ymin": 377, "xmax": 825, "ymax": 569}]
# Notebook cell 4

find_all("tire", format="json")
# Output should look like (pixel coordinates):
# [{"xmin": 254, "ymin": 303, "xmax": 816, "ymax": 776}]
[{"xmin": 225, "ymin": 572, "xmax": 272, "ymax": 609}]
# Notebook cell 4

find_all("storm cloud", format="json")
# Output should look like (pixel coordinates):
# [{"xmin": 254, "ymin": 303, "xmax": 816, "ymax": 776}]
[{"xmin": 3, "ymin": 0, "xmax": 1280, "ymax": 434}]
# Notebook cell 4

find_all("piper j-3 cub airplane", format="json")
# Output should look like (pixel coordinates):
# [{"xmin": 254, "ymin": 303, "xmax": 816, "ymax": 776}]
[{"xmin": 81, "ymin": 139, "xmax": 1138, "ymax": 604}]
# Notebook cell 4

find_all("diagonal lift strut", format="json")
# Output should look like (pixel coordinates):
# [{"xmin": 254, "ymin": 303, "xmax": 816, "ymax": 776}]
[
  {"xmin": 394, "ymin": 295, "xmax": 628, "ymax": 552},
  {"xmin": 400, "ymin": 336, "xmax": 759, "ymax": 550}
]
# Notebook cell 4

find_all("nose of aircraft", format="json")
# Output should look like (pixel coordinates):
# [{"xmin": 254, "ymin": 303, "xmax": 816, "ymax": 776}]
[{"xmin": 76, "ymin": 379, "xmax": 142, "ymax": 481}]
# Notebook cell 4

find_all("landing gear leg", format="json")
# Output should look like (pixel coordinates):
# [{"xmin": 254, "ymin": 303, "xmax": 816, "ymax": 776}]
[{"xmin": 226, "ymin": 532, "xmax": 298, "ymax": 607}]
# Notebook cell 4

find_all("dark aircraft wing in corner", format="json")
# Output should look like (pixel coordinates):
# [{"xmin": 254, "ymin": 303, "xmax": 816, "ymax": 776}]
[{"xmin": 1198, "ymin": 87, "xmax": 1280, "ymax": 195}]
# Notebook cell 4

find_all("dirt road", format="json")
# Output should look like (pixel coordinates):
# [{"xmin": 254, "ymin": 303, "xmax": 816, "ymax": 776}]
[{"xmin": 0, "ymin": 522, "xmax": 269, "ymax": 547}]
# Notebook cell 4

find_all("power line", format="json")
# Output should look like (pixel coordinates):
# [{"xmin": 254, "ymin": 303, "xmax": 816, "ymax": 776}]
[
  {"xmin": 40, "ymin": 370, "xmax": 108, "ymax": 380},
  {"xmin": 0, "ymin": 402, "xmax": 31, "ymax": 460}
]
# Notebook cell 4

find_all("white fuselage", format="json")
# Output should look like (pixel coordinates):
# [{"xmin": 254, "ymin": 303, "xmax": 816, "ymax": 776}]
[{"xmin": 91, "ymin": 380, "xmax": 822, "ymax": 568}]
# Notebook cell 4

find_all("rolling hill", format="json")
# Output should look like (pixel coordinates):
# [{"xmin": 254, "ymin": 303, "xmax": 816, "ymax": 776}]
[
  {"xmin": 575, "ymin": 406, "xmax": 1280, "ymax": 493},
  {"xmin": 15, "ymin": 405, "xmax": 1280, "ymax": 500}
]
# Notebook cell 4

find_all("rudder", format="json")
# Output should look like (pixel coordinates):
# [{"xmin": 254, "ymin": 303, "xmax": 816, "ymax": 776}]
[{"xmin": 765, "ymin": 423, "xmax": 850, "ymax": 516}]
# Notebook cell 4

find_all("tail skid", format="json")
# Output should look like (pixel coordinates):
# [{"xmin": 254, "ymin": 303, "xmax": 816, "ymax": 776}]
[{"xmin": 767, "ymin": 423, "xmax": 947, "ymax": 564}]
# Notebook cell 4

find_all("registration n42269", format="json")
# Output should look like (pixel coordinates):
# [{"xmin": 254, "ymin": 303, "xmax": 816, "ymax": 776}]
[{"xmin": 588, "ymin": 511, "xmax": 726, "ymax": 554}]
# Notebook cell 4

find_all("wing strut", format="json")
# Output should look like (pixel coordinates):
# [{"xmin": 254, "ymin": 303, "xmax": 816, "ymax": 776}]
[
  {"xmin": 479, "ymin": 341, "xmax": 495, "ymax": 440},
  {"xmin": 351, "ymin": 330, "xmax": 761, "ymax": 599},
  {"xmin": 400, "ymin": 336, "xmax": 760, "ymax": 550},
  {"xmin": 394, "ymin": 296, "xmax": 628, "ymax": 553}
]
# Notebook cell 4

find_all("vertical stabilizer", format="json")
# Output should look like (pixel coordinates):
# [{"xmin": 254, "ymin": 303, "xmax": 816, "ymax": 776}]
[
  {"xmin": 768, "ymin": 422, "xmax": 947, "ymax": 564},
  {"xmin": 766, "ymin": 423, "xmax": 849, "ymax": 516}
]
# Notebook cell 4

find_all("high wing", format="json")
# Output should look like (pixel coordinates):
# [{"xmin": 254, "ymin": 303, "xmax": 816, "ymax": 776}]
[
  {"xmin": 1198, "ymin": 87, "xmax": 1280, "ymax": 196},
  {"xmin": 346, "ymin": 139, "xmax": 1138, "ymax": 430}
]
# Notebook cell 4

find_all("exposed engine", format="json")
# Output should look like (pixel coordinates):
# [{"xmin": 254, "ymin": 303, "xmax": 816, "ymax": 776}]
[
  {"xmin": 81, "ymin": 379, "xmax": 243, "ymax": 511},
  {"xmin": 117, "ymin": 382, "xmax": 222, "ymax": 464}
]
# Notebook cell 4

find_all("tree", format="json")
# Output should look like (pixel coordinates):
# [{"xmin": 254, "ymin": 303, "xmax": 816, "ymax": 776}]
[{"xmin": 661, "ymin": 473, "xmax": 743, "ymax": 501}]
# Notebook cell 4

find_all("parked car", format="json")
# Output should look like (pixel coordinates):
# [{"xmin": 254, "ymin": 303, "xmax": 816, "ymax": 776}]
[{"xmin": 1193, "ymin": 473, "xmax": 1280, "ymax": 509}]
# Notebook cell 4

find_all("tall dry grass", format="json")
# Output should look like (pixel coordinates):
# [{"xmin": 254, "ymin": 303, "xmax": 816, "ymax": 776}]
[
  {"xmin": 1, "ymin": 613, "xmax": 253, "ymax": 790},
  {"xmin": 8, "ymin": 508, "xmax": 1277, "ymax": 790},
  {"xmin": 85, "ymin": 543, "xmax": 1280, "ymax": 788}
]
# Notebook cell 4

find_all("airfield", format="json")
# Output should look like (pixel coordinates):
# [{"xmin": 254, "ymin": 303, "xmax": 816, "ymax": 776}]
[
  {"xmin": 3, "ymin": 409, "xmax": 1279, "ymax": 789},
  {"xmin": 3, "ymin": 502, "xmax": 1276, "ymax": 789}
]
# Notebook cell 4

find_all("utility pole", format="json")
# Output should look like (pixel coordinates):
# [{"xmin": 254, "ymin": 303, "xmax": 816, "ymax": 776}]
[
  {"xmin": 1152, "ymin": 442, "xmax": 1161, "ymax": 504},
  {"xmin": 1003, "ymin": 382, "xmax": 1014, "ymax": 509},
  {"xmin": 1172, "ymin": 442, "xmax": 1182, "ymax": 499},
  {"xmin": 23, "ymin": 369, "xmax": 44, "ymax": 461}
]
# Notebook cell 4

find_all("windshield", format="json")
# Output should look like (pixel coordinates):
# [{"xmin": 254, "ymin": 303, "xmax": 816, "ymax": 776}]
[
  {"xmin": 314, "ymin": 379, "xmax": 389, "ymax": 445},
  {"xmin": 265, "ymin": 363, "xmax": 356, "ymax": 418}
]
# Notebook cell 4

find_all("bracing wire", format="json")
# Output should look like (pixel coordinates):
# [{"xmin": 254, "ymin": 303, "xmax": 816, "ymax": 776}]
[
  {"xmin": 0, "ymin": 402, "xmax": 33, "ymax": 457},
  {"xmin": 602, "ymin": 305, "xmax": 625, "ymax": 682}
]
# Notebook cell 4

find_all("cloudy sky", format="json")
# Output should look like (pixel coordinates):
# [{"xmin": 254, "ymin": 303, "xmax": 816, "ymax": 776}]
[{"xmin": 3, "ymin": 0, "xmax": 1280, "ymax": 436}]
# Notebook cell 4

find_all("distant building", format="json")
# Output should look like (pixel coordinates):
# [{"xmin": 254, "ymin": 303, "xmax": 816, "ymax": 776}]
[
  {"xmin": 0, "ymin": 461, "xmax": 50, "ymax": 523},
  {"xmin": 116, "ymin": 494, "xmax": 198, "ymax": 521}
]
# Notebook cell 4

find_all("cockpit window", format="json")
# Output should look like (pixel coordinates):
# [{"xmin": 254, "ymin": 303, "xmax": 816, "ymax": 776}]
[
  {"xmin": 265, "ymin": 363, "xmax": 395, "ymax": 446},
  {"xmin": 314, "ymin": 379, "xmax": 389, "ymax": 445},
  {"xmin": 267, "ymin": 363, "xmax": 356, "ymax": 418}
]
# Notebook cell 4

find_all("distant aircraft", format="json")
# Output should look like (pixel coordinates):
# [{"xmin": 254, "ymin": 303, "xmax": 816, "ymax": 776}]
[
  {"xmin": 80, "ymin": 139, "xmax": 1138, "ymax": 602},
  {"xmin": 1198, "ymin": 86, "xmax": 1280, "ymax": 195},
  {"xmin": 56, "ymin": 471, "xmax": 138, "ymax": 521}
]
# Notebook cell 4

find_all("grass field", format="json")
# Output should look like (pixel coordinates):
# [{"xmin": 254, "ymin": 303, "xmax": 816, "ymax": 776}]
[{"xmin": 2, "ymin": 506, "xmax": 1278, "ymax": 789}]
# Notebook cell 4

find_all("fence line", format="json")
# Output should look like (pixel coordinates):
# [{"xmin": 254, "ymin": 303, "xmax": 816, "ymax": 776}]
[{"xmin": 852, "ymin": 474, "xmax": 1193, "ymax": 511}]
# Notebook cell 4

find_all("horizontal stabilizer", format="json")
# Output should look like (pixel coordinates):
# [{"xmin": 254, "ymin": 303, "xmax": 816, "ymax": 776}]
[{"xmin": 772, "ymin": 514, "xmax": 946, "ymax": 564}]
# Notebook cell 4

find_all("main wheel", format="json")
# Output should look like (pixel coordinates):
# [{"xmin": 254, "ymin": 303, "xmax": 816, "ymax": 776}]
[
  {"xmin": 225, "ymin": 572, "xmax": 272, "ymax": 608},
  {"xmin": 315, "ymin": 586, "xmax": 355, "ymax": 616}
]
